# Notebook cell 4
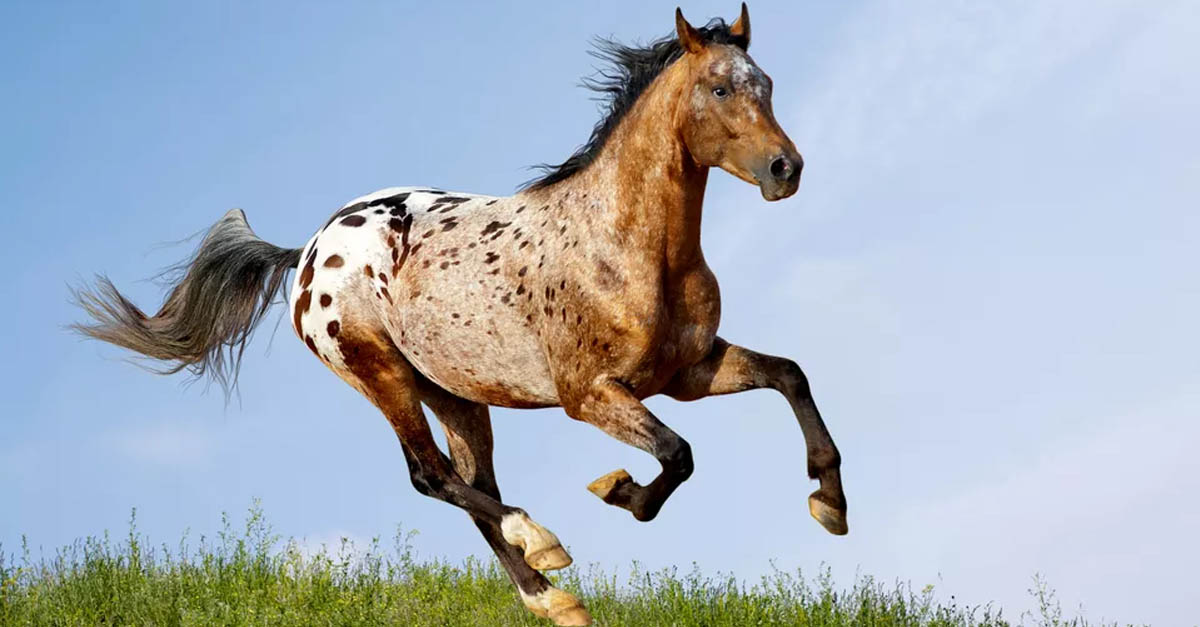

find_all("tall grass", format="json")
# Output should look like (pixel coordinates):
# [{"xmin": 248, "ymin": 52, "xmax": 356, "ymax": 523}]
[{"xmin": 0, "ymin": 503, "xmax": 1118, "ymax": 626}]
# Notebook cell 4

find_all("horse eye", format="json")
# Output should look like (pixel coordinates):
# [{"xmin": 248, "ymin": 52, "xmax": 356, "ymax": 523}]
[{"xmin": 712, "ymin": 86, "xmax": 730, "ymax": 99}]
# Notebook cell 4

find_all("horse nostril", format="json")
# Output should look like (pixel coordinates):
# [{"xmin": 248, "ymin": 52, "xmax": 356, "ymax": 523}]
[{"xmin": 769, "ymin": 156, "xmax": 792, "ymax": 181}]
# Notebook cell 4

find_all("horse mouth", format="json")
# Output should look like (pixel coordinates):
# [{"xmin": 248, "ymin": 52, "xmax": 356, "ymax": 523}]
[{"xmin": 760, "ymin": 179, "xmax": 799, "ymax": 201}]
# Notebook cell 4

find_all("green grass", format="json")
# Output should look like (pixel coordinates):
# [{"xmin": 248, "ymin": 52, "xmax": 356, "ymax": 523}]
[{"xmin": 0, "ymin": 504, "xmax": 1114, "ymax": 626}]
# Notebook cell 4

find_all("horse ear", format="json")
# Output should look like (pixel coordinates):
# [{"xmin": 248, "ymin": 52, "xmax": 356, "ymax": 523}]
[
  {"xmin": 730, "ymin": 2, "xmax": 751, "ymax": 49},
  {"xmin": 675, "ymin": 8, "xmax": 704, "ymax": 54}
]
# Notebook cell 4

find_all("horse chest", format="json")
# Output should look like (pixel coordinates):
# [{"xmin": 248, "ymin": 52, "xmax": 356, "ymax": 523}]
[
  {"xmin": 665, "ymin": 264, "xmax": 721, "ymax": 358},
  {"xmin": 631, "ymin": 263, "xmax": 722, "ymax": 395}
]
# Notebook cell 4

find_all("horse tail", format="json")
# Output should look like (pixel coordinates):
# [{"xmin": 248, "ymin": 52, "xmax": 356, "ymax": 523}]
[{"xmin": 71, "ymin": 209, "xmax": 302, "ymax": 390}]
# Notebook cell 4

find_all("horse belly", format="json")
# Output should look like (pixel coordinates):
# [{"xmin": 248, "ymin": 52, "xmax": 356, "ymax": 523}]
[{"xmin": 384, "ymin": 296, "xmax": 559, "ymax": 408}]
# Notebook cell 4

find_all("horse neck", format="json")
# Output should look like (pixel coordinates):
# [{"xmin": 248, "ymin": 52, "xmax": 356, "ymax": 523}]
[{"xmin": 576, "ymin": 64, "xmax": 709, "ymax": 273}]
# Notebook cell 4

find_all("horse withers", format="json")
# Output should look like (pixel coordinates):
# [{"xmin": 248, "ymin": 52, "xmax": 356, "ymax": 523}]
[{"xmin": 74, "ymin": 5, "xmax": 844, "ymax": 625}]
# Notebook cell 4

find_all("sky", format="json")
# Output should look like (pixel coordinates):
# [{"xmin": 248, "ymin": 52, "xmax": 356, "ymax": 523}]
[{"xmin": 2, "ymin": 1, "xmax": 1198, "ymax": 624}]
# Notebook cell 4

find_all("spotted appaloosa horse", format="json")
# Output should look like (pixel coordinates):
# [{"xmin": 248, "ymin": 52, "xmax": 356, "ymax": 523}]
[{"xmin": 74, "ymin": 6, "xmax": 846, "ymax": 625}]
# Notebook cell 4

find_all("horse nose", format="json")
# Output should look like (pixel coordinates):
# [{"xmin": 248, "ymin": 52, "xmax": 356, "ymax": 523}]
[{"xmin": 769, "ymin": 153, "xmax": 801, "ymax": 182}]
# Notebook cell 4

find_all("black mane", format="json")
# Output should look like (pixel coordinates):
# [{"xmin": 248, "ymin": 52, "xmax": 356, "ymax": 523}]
[{"xmin": 522, "ymin": 18, "xmax": 745, "ymax": 191}]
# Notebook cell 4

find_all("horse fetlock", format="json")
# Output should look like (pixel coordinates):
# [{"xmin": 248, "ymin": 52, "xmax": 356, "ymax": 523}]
[
  {"xmin": 806, "ymin": 447, "xmax": 841, "ymax": 477},
  {"xmin": 519, "ymin": 586, "xmax": 592, "ymax": 626},
  {"xmin": 500, "ymin": 511, "xmax": 572, "ymax": 571}
]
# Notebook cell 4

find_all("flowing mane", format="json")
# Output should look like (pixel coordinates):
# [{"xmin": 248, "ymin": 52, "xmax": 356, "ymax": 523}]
[{"xmin": 522, "ymin": 18, "xmax": 746, "ymax": 191}]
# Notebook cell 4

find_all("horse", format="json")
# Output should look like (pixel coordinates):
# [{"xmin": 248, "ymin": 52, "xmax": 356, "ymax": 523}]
[{"xmin": 73, "ymin": 5, "xmax": 846, "ymax": 625}]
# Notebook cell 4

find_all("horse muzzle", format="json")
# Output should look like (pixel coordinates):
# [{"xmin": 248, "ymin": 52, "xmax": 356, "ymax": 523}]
[{"xmin": 757, "ymin": 151, "xmax": 803, "ymax": 201}]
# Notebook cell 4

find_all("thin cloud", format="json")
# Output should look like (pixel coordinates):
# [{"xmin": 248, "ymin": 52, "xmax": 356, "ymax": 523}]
[{"xmin": 110, "ymin": 421, "xmax": 216, "ymax": 466}]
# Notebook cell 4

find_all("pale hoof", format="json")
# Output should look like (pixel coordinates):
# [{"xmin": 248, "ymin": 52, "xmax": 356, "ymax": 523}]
[
  {"xmin": 527, "ymin": 545, "xmax": 573, "ymax": 571},
  {"xmin": 808, "ymin": 493, "xmax": 848, "ymax": 536},
  {"xmin": 501, "ymin": 511, "xmax": 572, "ymax": 571},
  {"xmin": 587, "ymin": 468, "xmax": 633, "ymax": 502},
  {"xmin": 521, "ymin": 587, "xmax": 593, "ymax": 626}
]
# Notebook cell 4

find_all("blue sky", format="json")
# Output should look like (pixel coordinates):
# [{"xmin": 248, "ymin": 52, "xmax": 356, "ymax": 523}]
[{"xmin": 2, "ymin": 1, "xmax": 1197, "ymax": 624}]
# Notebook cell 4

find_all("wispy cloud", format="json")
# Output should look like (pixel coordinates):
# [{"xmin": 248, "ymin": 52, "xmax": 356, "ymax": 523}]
[
  {"xmin": 887, "ymin": 384, "xmax": 1200, "ymax": 624},
  {"xmin": 110, "ymin": 421, "xmax": 216, "ymax": 466}
]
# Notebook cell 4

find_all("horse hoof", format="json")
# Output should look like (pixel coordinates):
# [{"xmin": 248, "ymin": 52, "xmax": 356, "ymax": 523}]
[
  {"xmin": 551, "ymin": 603, "xmax": 593, "ymax": 626},
  {"xmin": 808, "ymin": 493, "xmax": 848, "ymax": 536},
  {"xmin": 501, "ymin": 511, "xmax": 572, "ymax": 571},
  {"xmin": 587, "ymin": 468, "xmax": 633, "ymax": 502},
  {"xmin": 521, "ymin": 587, "xmax": 593, "ymax": 626},
  {"xmin": 527, "ymin": 545, "xmax": 573, "ymax": 571}
]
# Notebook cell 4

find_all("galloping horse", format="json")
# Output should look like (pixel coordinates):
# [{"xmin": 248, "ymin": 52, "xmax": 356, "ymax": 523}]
[{"xmin": 74, "ymin": 6, "xmax": 846, "ymax": 625}]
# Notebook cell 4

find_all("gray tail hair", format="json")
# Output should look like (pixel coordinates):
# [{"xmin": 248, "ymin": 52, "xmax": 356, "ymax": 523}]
[{"xmin": 71, "ymin": 209, "xmax": 302, "ymax": 391}]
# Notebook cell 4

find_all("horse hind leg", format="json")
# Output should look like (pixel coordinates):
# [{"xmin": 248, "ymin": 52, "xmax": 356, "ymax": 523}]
[
  {"xmin": 418, "ymin": 378, "xmax": 591, "ymax": 626},
  {"xmin": 417, "ymin": 377, "xmax": 573, "ymax": 571}
]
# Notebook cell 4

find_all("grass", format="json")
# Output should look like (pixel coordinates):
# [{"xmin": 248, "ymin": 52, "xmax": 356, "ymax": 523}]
[{"xmin": 0, "ymin": 503, "xmax": 1119, "ymax": 626}]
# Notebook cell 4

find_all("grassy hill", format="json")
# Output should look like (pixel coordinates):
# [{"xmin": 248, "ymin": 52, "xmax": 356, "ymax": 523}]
[{"xmin": 0, "ymin": 505, "xmax": 1108, "ymax": 626}]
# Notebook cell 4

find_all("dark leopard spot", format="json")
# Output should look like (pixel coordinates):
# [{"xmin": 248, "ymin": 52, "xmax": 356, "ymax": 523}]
[
  {"xmin": 324, "ymin": 203, "xmax": 367, "ymax": 229},
  {"xmin": 372, "ymin": 192, "xmax": 410, "ymax": 212},
  {"xmin": 484, "ymin": 252, "xmax": 500, "ymax": 264},
  {"xmin": 364, "ymin": 265, "xmax": 374, "ymax": 278},
  {"xmin": 299, "ymin": 265, "xmax": 314, "ymax": 289},
  {"xmin": 480, "ymin": 220, "xmax": 511, "ymax": 237},
  {"xmin": 341, "ymin": 215, "xmax": 367, "ymax": 227},
  {"xmin": 293, "ymin": 290, "xmax": 312, "ymax": 333},
  {"xmin": 324, "ymin": 255, "xmax": 344, "ymax": 268},
  {"xmin": 327, "ymin": 320, "xmax": 340, "ymax": 337},
  {"xmin": 319, "ymin": 294, "xmax": 332, "ymax": 308}
]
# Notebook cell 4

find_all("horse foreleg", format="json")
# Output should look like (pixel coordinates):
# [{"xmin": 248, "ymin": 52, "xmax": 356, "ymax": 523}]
[
  {"xmin": 568, "ymin": 379, "xmax": 693, "ymax": 522},
  {"xmin": 420, "ymin": 381, "xmax": 590, "ymax": 626},
  {"xmin": 662, "ymin": 337, "xmax": 848, "ymax": 535}
]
